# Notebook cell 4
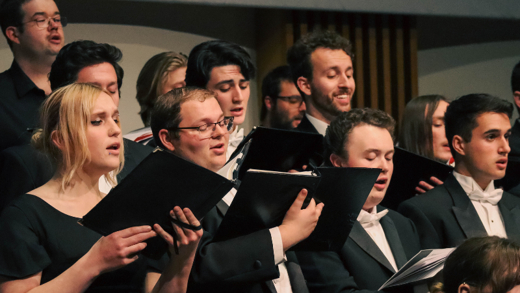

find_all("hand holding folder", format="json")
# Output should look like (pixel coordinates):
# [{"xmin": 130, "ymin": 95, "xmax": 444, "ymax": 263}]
[{"xmin": 80, "ymin": 149, "xmax": 235, "ymax": 259}]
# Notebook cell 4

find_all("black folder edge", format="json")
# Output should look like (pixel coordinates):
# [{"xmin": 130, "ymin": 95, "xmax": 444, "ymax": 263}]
[
  {"xmin": 227, "ymin": 126, "xmax": 324, "ymax": 180},
  {"xmin": 212, "ymin": 170, "xmax": 321, "ymax": 243},
  {"xmin": 292, "ymin": 167, "xmax": 381, "ymax": 252},
  {"xmin": 79, "ymin": 148, "xmax": 235, "ymax": 259},
  {"xmin": 381, "ymin": 146, "xmax": 454, "ymax": 210}
]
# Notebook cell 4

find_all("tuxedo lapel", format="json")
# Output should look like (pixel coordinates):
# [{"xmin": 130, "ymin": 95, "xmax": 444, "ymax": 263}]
[
  {"xmin": 380, "ymin": 215, "xmax": 407, "ymax": 269},
  {"xmin": 296, "ymin": 115, "xmax": 319, "ymax": 135},
  {"xmin": 216, "ymin": 200, "xmax": 228, "ymax": 216},
  {"xmin": 499, "ymin": 199, "xmax": 520, "ymax": 242},
  {"xmin": 446, "ymin": 175, "xmax": 487, "ymax": 238},
  {"xmin": 286, "ymin": 252, "xmax": 309, "ymax": 293},
  {"xmin": 349, "ymin": 221, "xmax": 396, "ymax": 273}
]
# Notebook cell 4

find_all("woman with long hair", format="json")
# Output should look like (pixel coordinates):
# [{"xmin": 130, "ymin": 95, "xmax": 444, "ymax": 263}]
[
  {"xmin": 0, "ymin": 83, "xmax": 201, "ymax": 293},
  {"xmin": 399, "ymin": 95, "xmax": 451, "ymax": 193}
]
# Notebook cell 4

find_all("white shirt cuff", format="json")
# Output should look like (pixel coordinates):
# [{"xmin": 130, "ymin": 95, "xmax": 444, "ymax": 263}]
[{"xmin": 269, "ymin": 227, "xmax": 286, "ymax": 265}]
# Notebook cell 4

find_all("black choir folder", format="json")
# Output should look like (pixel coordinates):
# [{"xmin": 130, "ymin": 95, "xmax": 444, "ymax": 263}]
[
  {"xmin": 214, "ymin": 167, "xmax": 380, "ymax": 252},
  {"xmin": 381, "ymin": 147, "xmax": 454, "ymax": 210},
  {"xmin": 227, "ymin": 127, "xmax": 324, "ymax": 180},
  {"xmin": 379, "ymin": 248, "xmax": 455, "ymax": 290},
  {"xmin": 79, "ymin": 149, "xmax": 235, "ymax": 259}
]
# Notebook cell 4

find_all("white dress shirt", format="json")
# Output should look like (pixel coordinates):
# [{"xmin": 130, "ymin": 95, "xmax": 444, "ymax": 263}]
[
  {"xmin": 453, "ymin": 171, "xmax": 507, "ymax": 238},
  {"xmin": 305, "ymin": 113, "xmax": 329, "ymax": 136},
  {"xmin": 227, "ymin": 127, "xmax": 244, "ymax": 161},
  {"xmin": 357, "ymin": 206, "xmax": 398, "ymax": 272},
  {"xmin": 222, "ymin": 188, "xmax": 293, "ymax": 292}
]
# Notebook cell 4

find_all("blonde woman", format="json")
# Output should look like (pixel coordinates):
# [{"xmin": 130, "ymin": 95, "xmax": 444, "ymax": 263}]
[{"xmin": 0, "ymin": 83, "xmax": 201, "ymax": 293}]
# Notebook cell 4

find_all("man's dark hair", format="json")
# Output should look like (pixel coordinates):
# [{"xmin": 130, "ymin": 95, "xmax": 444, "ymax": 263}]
[
  {"xmin": 151, "ymin": 87, "xmax": 216, "ymax": 149},
  {"xmin": 49, "ymin": 40, "xmax": 124, "ymax": 95},
  {"xmin": 185, "ymin": 40, "xmax": 255, "ymax": 88},
  {"xmin": 0, "ymin": 0, "xmax": 31, "ymax": 47},
  {"xmin": 324, "ymin": 108, "xmax": 395, "ymax": 166},
  {"xmin": 511, "ymin": 60, "xmax": 520, "ymax": 113},
  {"xmin": 445, "ymin": 93, "xmax": 513, "ymax": 159},
  {"xmin": 287, "ymin": 30, "xmax": 353, "ymax": 92},
  {"xmin": 260, "ymin": 65, "xmax": 293, "ymax": 121}
]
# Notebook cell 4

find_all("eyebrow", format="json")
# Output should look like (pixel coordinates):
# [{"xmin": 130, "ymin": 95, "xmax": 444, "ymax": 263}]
[
  {"xmin": 215, "ymin": 79, "xmax": 249, "ymax": 86},
  {"xmin": 91, "ymin": 109, "xmax": 119, "ymax": 116},
  {"xmin": 31, "ymin": 11, "xmax": 60, "ymax": 18}
]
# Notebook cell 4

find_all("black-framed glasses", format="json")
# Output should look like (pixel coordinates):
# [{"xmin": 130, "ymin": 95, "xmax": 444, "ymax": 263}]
[
  {"xmin": 21, "ymin": 16, "xmax": 67, "ymax": 29},
  {"xmin": 274, "ymin": 95, "xmax": 303, "ymax": 106},
  {"xmin": 173, "ymin": 116, "xmax": 234, "ymax": 138}
]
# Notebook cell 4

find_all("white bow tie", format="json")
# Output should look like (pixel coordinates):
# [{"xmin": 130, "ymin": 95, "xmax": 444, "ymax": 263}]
[
  {"xmin": 358, "ymin": 209, "xmax": 389, "ymax": 225},
  {"xmin": 468, "ymin": 189, "xmax": 503, "ymax": 205},
  {"xmin": 229, "ymin": 128, "xmax": 244, "ymax": 148}
]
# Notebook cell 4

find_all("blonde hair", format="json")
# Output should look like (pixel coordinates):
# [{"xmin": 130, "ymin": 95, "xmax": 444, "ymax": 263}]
[
  {"xmin": 32, "ymin": 83, "xmax": 124, "ymax": 190},
  {"xmin": 136, "ymin": 51, "xmax": 188, "ymax": 126}
]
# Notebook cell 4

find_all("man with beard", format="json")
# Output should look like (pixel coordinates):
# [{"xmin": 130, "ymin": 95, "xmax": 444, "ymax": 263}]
[
  {"xmin": 287, "ymin": 30, "xmax": 355, "ymax": 136},
  {"xmin": 260, "ymin": 65, "xmax": 306, "ymax": 130}
]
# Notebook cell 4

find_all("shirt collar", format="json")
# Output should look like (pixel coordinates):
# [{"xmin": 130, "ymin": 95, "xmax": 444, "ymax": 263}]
[
  {"xmin": 453, "ymin": 171, "xmax": 495, "ymax": 195},
  {"xmin": 305, "ymin": 113, "xmax": 329, "ymax": 136},
  {"xmin": 10, "ymin": 60, "xmax": 45, "ymax": 99}
]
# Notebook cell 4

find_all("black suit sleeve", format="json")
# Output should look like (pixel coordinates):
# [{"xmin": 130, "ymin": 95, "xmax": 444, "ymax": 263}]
[
  {"xmin": 297, "ymin": 250, "xmax": 382, "ymax": 293},
  {"xmin": 398, "ymin": 200, "xmax": 441, "ymax": 249},
  {"xmin": 188, "ymin": 207, "xmax": 280, "ymax": 290}
]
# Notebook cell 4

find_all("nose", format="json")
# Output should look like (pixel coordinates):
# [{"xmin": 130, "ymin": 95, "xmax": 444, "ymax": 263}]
[
  {"xmin": 232, "ymin": 85, "xmax": 244, "ymax": 103},
  {"xmin": 211, "ymin": 121, "xmax": 227, "ymax": 138},
  {"xmin": 109, "ymin": 119, "xmax": 122, "ymax": 137},
  {"xmin": 379, "ymin": 158, "xmax": 390, "ymax": 174},
  {"xmin": 299, "ymin": 101, "xmax": 306, "ymax": 112},
  {"xmin": 500, "ymin": 136, "xmax": 511, "ymax": 155},
  {"xmin": 48, "ymin": 18, "xmax": 59, "ymax": 30}
]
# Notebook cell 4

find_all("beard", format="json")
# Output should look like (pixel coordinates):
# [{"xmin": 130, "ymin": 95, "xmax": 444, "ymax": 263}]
[
  {"xmin": 309, "ymin": 83, "xmax": 350, "ymax": 121},
  {"xmin": 269, "ymin": 106, "xmax": 303, "ymax": 130}
]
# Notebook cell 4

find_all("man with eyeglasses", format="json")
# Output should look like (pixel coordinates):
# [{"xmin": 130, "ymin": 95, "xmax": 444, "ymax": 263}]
[
  {"xmin": 287, "ymin": 30, "xmax": 355, "ymax": 136},
  {"xmin": 0, "ymin": 0, "xmax": 66, "ymax": 152},
  {"xmin": 261, "ymin": 65, "xmax": 306, "ymax": 130},
  {"xmin": 151, "ymin": 86, "xmax": 322, "ymax": 293}
]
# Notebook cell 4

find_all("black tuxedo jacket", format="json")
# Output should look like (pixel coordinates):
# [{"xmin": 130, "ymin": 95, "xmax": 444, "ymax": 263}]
[
  {"xmin": 296, "ymin": 208, "xmax": 420, "ymax": 293},
  {"xmin": 509, "ymin": 119, "xmax": 520, "ymax": 159},
  {"xmin": 0, "ymin": 139, "xmax": 152, "ymax": 212},
  {"xmin": 296, "ymin": 115, "xmax": 320, "ymax": 135},
  {"xmin": 398, "ymin": 173, "xmax": 520, "ymax": 249},
  {"xmin": 188, "ymin": 200, "xmax": 309, "ymax": 293}
]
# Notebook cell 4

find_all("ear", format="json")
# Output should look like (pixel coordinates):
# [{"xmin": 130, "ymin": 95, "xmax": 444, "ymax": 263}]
[
  {"xmin": 158, "ymin": 129, "xmax": 175, "ymax": 152},
  {"xmin": 452, "ymin": 135, "xmax": 466, "ymax": 157},
  {"xmin": 330, "ymin": 153, "xmax": 345, "ymax": 167},
  {"xmin": 51, "ymin": 130, "xmax": 64, "ymax": 150},
  {"xmin": 297, "ymin": 76, "xmax": 312, "ymax": 97},
  {"xmin": 514, "ymin": 91, "xmax": 520, "ymax": 110},
  {"xmin": 5, "ymin": 26, "xmax": 21, "ymax": 45},
  {"xmin": 457, "ymin": 283, "xmax": 471, "ymax": 293},
  {"xmin": 265, "ymin": 96, "xmax": 274, "ymax": 111}
]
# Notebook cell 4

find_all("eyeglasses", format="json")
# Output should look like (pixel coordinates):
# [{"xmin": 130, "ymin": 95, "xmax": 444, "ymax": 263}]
[
  {"xmin": 274, "ymin": 95, "xmax": 304, "ymax": 106},
  {"xmin": 21, "ymin": 16, "xmax": 67, "ymax": 29},
  {"xmin": 173, "ymin": 116, "xmax": 234, "ymax": 138}
]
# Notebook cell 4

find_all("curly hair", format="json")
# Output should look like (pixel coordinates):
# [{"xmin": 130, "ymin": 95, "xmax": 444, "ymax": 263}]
[
  {"xmin": 49, "ymin": 40, "xmax": 124, "ymax": 95},
  {"xmin": 287, "ymin": 30, "xmax": 353, "ymax": 86},
  {"xmin": 324, "ymin": 108, "xmax": 395, "ymax": 165}
]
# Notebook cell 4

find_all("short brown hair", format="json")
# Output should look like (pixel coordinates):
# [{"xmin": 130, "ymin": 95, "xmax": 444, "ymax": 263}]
[
  {"xmin": 439, "ymin": 236, "xmax": 520, "ymax": 293},
  {"xmin": 324, "ymin": 108, "xmax": 395, "ymax": 165},
  {"xmin": 150, "ymin": 87, "xmax": 216, "ymax": 148}
]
